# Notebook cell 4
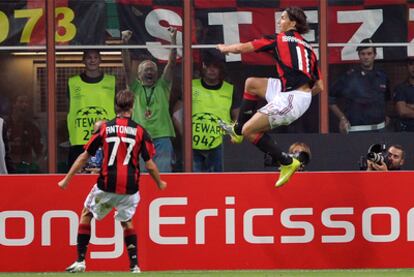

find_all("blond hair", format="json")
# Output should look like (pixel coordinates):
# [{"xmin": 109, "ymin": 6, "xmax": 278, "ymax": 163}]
[{"xmin": 289, "ymin": 142, "xmax": 311, "ymax": 159}]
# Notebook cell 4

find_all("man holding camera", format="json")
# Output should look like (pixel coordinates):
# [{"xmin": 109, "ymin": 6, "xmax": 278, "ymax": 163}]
[{"xmin": 366, "ymin": 144, "xmax": 405, "ymax": 171}]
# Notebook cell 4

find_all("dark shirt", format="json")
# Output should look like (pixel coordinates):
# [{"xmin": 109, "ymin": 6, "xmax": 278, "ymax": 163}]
[
  {"xmin": 393, "ymin": 81, "xmax": 414, "ymax": 131},
  {"xmin": 329, "ymin": 67, "xmax": 390, "ymax": 126},
  {"xmin": 2, "ymin": 120, "xmax": 15, "ymax": 173},
  {"xmin": 8, "ymin": 117, "xmax": 42, "ymax": 165},
  {"xmin": 66, "ymin": 72, "xmax": 116, "ymax": 166}
]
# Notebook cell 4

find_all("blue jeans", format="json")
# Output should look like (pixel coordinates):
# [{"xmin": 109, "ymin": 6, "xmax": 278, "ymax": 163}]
[
  {"xmin": 141, "ymin": 137, "xmax": 174, "ymax": 172},
  {"xmin": 193, "ymin": 145, "xmax": 223, "ymax": 172}
]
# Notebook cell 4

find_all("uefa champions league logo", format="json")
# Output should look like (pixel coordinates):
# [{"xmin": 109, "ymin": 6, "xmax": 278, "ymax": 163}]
[{"xmin": 76, "ymin": 106, "xmax": 108, "ymax": 118}]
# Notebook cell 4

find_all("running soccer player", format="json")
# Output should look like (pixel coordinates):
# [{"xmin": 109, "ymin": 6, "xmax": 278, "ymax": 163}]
[
  {"xmin": 58, "ymin": 90, "xmax": 166, "ymax": 273},
  {"xmin": 217, "ymin": 6, "xmax": 323, "ymax": 187}
]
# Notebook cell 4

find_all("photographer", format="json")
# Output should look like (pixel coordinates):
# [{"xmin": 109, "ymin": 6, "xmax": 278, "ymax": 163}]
[{"xmin": 366, "ymin": 144, "xmax": 404, "ymax": 171}]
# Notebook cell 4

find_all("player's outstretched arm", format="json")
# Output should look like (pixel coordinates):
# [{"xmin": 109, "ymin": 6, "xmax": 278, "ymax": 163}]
[
  {"xmin": 58, "ymin": 151, "xmax": 90, "ymax": 190},
  {"xmin": 217, "ymin": 42, "xmax": 255, "ymax": 55},
  {"xmin": 145, "ymin": 159, "xmax": 167, "ymax": 190}
]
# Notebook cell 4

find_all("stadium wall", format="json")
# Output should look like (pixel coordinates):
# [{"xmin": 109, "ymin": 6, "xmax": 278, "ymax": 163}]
[
  {"xmin": 223, "ymin": 132, "xmax": 414, "ymax": 172},
  {"xmin": 1, "ymin": 172, "xmax": 414, "ymax": 272}
]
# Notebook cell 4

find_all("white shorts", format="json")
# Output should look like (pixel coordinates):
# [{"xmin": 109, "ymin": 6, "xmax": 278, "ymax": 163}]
[
  {"xmin": 84, "ymin": 184, "xmax": 140, "ymax": 222},
  {"xmin": 259, "ymin": 78, "xmax": 312, "ymax": 129}
]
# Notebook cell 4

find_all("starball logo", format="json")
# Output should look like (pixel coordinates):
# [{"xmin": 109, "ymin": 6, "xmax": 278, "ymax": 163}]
[{"xmin": 74, "ymin": 106, "xmax": 109, "ymax": 141}]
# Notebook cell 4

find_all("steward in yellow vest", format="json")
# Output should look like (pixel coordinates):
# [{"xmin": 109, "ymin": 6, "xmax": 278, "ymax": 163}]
[
  {"xmin": 192, "ymin": 79, "xmax": 233, "ymax": 150},
  {"xmin": 66, "ymin": 50, "xmax": 116, "ymax": 167},
  {"xmin": 191, "ymin": 58, "xmax": 239, "ymax": 172},
  {"xmin": 67, "ymin": 74, "xmax": 115, "ymax": 146}
]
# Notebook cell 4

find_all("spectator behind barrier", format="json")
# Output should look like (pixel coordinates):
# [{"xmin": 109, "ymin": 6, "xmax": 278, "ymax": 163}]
[
  {"xmin": 329, "ymin": 38, "xmax": 391, "ymax": 133},
  {"xmin": 288, "ymin": 142, "xmax": 311, "ymax": 171},
  {"xmin": 192, "ymin": 55, "xmax": 239, "ymax": 172},
  {"xmin": 0, "ymin": 116, "xmax": 15, "ymax": 174},
  {"xmin": 264, "ymin": 141, "xmax": 311, "ymax": 171},
  {"xmin": 7, "ymin": 95, "xmax": 43, "ymax": 173},
  {"xmin": 67, "ymin": 49, "xmax": 116, "ymax": 167},
  {"xmin": 393, "ymin": 57, "xmax": 414, "ymax": 132},
  {"xmin": 122, "ymin": 28, "xmax": 177, "ymax": 172}
]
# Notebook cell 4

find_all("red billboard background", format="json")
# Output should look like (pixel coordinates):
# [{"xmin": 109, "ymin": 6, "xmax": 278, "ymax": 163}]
[{"xmin": 1, "ymin": 172, "xmax": 414, "ymax": 272}]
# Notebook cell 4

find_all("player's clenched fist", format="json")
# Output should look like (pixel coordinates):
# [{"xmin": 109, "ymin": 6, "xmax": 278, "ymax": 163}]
[{"xmin": 58, "ymin": 179, "xmax": 69, "ymax": 190}]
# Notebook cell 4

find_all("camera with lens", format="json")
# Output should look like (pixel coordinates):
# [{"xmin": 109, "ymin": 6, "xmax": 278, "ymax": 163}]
[
  {"xmin": 359, "ymin": 143, "xmax": 390, "ymax": 170},
  {"xmin": 264, "ymin": 151, "xmax": 310, "ymax": 170}
]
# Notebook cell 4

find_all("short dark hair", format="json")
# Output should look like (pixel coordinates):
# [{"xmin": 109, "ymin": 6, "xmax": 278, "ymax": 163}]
[
  {"xmin": 407, "ymin": 56, "xmax": 414, "ymax": 64},
  {"xmin": 389, "ymin": 144, "xmax": 405, "ymax": 158},
  {"xmin": 115, "ymin": 90, "xmax": 135, "ymax": 113},
  {"xmin": 203, "ymin": 59, "xmax": 224, "ymax": 68},
  {"xmin": 82, "ymin": 49, "xmax": 101, "ymax": 61},
  {"xmin": 201, "ymin": 59, "xmax": 226, "ymax": 80},
  {"xmin": 285, "ymin": 7, "xmax": 309, "ymax": 34},
  {"xmin": 356, "ymin": 38, "xmax": 376, "ymax": 54}
]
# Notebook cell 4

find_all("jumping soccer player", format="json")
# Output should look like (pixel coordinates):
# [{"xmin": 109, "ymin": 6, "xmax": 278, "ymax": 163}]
[
  {"xmin": 58, "ymin": 90, "xmax": 166, "ymax": 273},
  {"xmin": 217, "ymin": 6, "xmax": 323, "ymax": 187}
]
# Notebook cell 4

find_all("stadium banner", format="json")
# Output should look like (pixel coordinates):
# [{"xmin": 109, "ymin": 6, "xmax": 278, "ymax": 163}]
[
  {"xmin": 0, "ymin": 1, "xmax": 413, "ymax": 63},
  {"xmin": 1, "ymin": 172, "xmax": 414, "ymax": 272}
]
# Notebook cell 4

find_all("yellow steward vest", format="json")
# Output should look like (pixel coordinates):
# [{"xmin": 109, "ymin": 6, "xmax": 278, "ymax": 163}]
[
  {"xmin": 67, "ymin": 74, "xmax": 115, "ymax": 146},
  {"xmin": 192, "ymin": 79, "xmax": 233, "ymax": 150}
]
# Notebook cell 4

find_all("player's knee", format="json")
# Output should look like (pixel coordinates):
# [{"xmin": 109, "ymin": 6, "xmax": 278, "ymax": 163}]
[
  {"xmin": 245, "ymin": 78, "xmax": 267, "ymax": 98},
  {"xmin": 245, "ymin": 77, "xmax": 258, "ymax": 93},
  {"xmin": 121, "ymin": 220, "xmax": 134, "ymax": 229},
  {"xmin": 241, "ymin": 125, "xmax": 255, "ymax": 142},
  {"xmin": 79, "ymin": 211, "xmax": 93, "ymax": 224}
]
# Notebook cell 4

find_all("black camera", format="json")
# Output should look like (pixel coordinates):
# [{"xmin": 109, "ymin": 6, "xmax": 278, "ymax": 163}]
[
  {"xmin": 367, "ymin": 152, "xmax": 386, "ymax": 165},
  {"xmin": 359, "ymin": 143, "xmax": 390, "ymax": 170},
  {"xmin": 264, "ymin": 151, "xmax": 310, "ymax": 169}
]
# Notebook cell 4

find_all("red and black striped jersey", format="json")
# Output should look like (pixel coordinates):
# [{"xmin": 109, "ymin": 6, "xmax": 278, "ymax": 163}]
[
  {"xmin": 84, "ymin": 117, "xmax": 155, "ymax": 195},
  {"xmin": 251, "ymin": 30, "xmax": 321, "ymax": 92}
]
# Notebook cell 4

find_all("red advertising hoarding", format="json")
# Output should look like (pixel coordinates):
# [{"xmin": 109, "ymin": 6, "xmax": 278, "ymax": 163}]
[{"xmin": 1, "ymin": 172, "xmax": 414, "ymax": 272}]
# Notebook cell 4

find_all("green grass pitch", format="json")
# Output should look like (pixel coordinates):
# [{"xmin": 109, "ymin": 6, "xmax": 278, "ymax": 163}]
[{"xmin": 2, "ymin": 269, "xmax": 414, "ymax": 277}]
